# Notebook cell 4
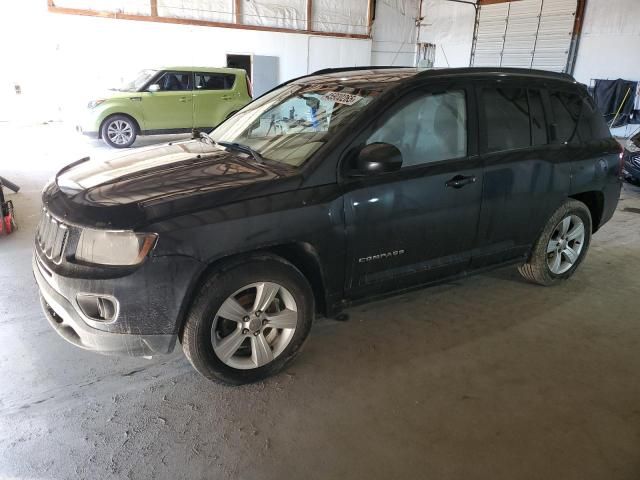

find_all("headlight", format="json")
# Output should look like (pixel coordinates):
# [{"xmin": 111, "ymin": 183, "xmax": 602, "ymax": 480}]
[
  {"xmin": 87, "ymin": 99, "xmax": 105, "ymax": 109},
  {"xmin": 75, "ymin": 229, "xmax": 157, "ymax": 266}
]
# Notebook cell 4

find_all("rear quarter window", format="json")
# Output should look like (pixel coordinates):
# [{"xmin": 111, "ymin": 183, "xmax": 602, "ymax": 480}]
[
  {"xmin": 549, "ymin": 90, "xmax": 581, "ymax": 143},
  {"xmin": 581, "ymin": 97, "xmax": 611, "ymax": 140},
  {"xmin": 549, "ymin": 90, "xmax": 611, "ymax": 143}
]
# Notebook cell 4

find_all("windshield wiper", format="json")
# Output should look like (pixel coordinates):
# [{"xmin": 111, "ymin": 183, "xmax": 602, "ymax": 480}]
[{"xmin": 218, "ymin": 141, "xmax": 265, "ymax": 164}]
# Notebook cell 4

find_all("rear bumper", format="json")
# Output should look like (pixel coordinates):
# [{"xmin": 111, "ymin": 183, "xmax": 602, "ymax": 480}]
[
  {"xmin": 597, "ymin": 181, "xmax": 622, "ymax": 231},
  {"xmin": 33, "ymin": 254, "xmax": 182, "ymax": 357}
]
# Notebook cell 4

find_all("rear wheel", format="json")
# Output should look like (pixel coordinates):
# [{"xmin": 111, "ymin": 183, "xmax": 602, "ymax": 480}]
[
  {"xmin": 182, "ymin": 254, "xmax": 314, "ymax": 385},
  {"xmin": 518, "ymin": 199, "xmax": 592, "ymax": 286},
  {"xmin": 101, "ymin": 115, "xmax": 137, "ymax": 148}
]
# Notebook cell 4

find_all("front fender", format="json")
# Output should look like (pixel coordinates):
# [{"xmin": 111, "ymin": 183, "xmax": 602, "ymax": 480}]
[{"xmin": 93, "ymin": 99, "xmax": 145, "ymax": 132}]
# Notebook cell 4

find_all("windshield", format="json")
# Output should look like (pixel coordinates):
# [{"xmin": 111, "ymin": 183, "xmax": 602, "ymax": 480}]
[
  {"xmin": 116, "ymin": 69, "xmax": 158, "ymax": 92},
  {"xmin": 210, "ymin": 83, "xmax": 382, "ymax": 167}
]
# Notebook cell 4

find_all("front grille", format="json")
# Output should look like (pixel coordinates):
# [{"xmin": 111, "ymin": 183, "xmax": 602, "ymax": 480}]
[
  {"xmin": 36, "ymin": 209, "xmax": 69, "ymax": 264},
  {"xmin": 632, "ymin": 155, "xmax": 640, "ymax": 168}
]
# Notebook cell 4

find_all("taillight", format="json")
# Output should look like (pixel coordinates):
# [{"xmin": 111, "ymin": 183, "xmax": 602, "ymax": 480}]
[
  {"xmin": 619, "ymin": 144, "xmax": 625, "ymax": 179},
  {"xmin": 246, "ymin": 76, "xmax": 253, "ymax": 98}
]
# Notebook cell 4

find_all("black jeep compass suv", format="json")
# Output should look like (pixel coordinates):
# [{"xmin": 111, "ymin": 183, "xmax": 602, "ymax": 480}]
[{"xmin": 33, "ymin": 67, "xmax": 622, "ymax": 384}]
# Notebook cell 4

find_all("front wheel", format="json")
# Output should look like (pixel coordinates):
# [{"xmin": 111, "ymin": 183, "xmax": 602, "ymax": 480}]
[
  {"xmin": 181, "ymin": 254, "xmax": 314, "ymax": 385},
  {"xmin": 518, "ymin": 199, "xmax": 592, "ymax": 286},
  {"xmin": 101, "ymin": 115, "xmax": 137, "ymax": 148}
]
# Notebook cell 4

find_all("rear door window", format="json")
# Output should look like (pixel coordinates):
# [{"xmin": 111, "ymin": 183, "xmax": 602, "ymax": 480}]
[
  {"xmin": 155, "ymin": 71, "xmax": 192, "ymax": 91},
  {"xmin": 195, "ymin": 73, "xmax": 236, "ymax": 90},
  {"xmin": 366, "ymin": 90, "xmax": 467, "ymax": 167},
  {"xmin": 482, "ymin": 87, "xmax": 531, "ymax": 152}
]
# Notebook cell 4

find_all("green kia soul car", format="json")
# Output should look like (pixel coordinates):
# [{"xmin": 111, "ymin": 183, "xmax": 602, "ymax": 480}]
[{"xmin": 78, "ymin": 67, "xmax": 252, "ymax": 148}]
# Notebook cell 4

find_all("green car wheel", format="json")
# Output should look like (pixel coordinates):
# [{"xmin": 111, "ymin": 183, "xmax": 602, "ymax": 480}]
[{"xmin": 101, "ymin": 115, "xmax": 137, "ymax": 148}]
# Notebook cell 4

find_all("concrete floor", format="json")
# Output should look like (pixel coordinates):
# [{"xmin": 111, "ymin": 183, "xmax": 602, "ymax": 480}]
[{"xmin": 1, "ymin": 123, "xmax": 640, "ymax": 480}]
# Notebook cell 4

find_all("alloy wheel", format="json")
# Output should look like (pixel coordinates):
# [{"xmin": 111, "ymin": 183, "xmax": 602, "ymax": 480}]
[
  {"xmin": 211, "ymin": 282, "xmax": 298, "ymax": 370},
  {"xmin": 106, "ymin": 120, "xmax": 133, "ymax": 145},
  {"xmin": 546, "ymin": 214, "xmax": 586, "ymax": 275}
]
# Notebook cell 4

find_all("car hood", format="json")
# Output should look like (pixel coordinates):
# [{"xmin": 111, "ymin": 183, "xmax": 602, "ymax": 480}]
[
  {"xmin": 44, "ymin": 140, "xmax": 300, "ymax": 229},
  {"xmin": 84, "ymin": 89, "xmax": 134, "ymax": 105},
  {"xmin": 626, "ymin": 133, "xmax": 640, "ymax": 153}
]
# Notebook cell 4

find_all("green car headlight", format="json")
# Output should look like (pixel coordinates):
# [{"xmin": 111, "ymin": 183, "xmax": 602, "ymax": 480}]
[
  {"xmin": 76, "ymin": 229, "xmax": 157, "ymax": 266},
  {"xmin": 87, "ymin": 99, "xmax": 105, "ymax": 109}
]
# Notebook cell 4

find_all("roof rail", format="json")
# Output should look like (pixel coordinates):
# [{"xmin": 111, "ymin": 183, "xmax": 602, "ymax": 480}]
[
  {"xmin": 415, "ymin": 67, "xmax": 575, "ymax": 82},
  {"xmin": 311, "ymin": 65, "xmax": 413, "ymax": 76}
]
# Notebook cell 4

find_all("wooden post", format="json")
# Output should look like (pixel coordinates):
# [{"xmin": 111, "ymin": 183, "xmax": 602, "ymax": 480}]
[
  {"xmin": 366, "ymin": 0, "xmax": 374, "ymax": 37},
  {"xmin": 306, "ymin": 0, "xmax": 313, "ymax": 32},
  {"xmin": 150, "ymin": 0, "xmax": 158, "ymax": 17},
  {"xmin": 235, "ymin": 0, "xmax": 242, "ymax": 24}
]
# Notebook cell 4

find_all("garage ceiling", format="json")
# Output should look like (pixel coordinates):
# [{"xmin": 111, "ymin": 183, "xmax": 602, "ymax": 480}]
[{"xmin": 471, "ymin": 0, "xmax": 578, "ymax": 72}]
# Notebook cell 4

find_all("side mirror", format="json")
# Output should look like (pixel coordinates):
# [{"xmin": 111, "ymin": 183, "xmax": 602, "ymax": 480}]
[
  {"xmin": 148, "ymin": 84, "xmax": 160, "ymax": 93},
  {"xmin": 353, "ymin": 142, "xmax": 403, "ymax": 175}
]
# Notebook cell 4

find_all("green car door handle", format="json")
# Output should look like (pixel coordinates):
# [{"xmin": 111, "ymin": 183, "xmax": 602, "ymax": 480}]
[
  {"xmin": 179, "ymin": 97, "xmax": 192, "ymax": 103},
  {"xmin": 221, "ymin": 95, "xmax": 232, "ymax": 100}
]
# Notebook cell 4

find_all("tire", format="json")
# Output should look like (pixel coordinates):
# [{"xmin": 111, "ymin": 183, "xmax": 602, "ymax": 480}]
[
  {"xmin": 518, "ymin": 199, "xmax": 592, "ymax": 286},
  {"xmin": 100, "ymin": 115, "xmax": 137, "ymax": 148},
  {"xmin": 182, "ymin": 254, "xmax": 314, "ymax": 385}
]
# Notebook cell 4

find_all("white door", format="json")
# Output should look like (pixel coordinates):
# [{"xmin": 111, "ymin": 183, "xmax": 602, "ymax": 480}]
[
  {"xmin": 471, "ymin": 0, "xmax": 577, "ymax": 73},
  {"xmin": 251, "ymin": 55, "xmax": 279, "ymax": 98}
]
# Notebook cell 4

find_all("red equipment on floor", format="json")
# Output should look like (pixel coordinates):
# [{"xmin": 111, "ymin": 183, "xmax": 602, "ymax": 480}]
[{"xmin": 0, "ymin": 176, "xmax": 19, "ymax": 235}]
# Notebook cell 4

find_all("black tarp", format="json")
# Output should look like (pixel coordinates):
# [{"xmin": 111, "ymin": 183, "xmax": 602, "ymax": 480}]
[{"xmin": 592, "ymin": 79, "xmax": 638, "ymax": 128}]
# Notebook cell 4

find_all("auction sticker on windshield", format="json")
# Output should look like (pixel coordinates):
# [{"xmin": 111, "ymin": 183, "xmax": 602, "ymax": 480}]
[{"xmin": 323, "ymin": 92, "xmax": 363, "ymax": 105}]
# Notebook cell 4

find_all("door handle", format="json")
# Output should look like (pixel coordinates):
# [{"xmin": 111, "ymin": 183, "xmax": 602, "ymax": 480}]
[
  {"xmin": 446, "ymin": 174, "xmax": 477, "ymax": 189},
  {"xmin": 178, "ymin": 97, "xmax": 192, "ymax": 102},
  {"xmin": 221, "ymin": 95, "xmax": 232, "ymax": 100}
]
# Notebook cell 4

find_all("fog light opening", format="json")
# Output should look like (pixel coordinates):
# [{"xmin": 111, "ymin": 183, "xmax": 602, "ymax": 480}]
[
  {"xmin": 76, "ymin": 294, "xmax": 118, "ymax": 322},
  {"xmin": 45, "ymin": 302, "xmax": 64, "ymax": 324}
]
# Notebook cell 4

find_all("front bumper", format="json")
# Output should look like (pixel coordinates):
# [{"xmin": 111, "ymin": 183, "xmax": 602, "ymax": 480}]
[
  {"xmin": 33, "ymin": 251, "xmax": 201, "ymax": 356},
  {"xmin": 75, "ymin": 125, "xmax": 100, "ymax": 139},
  {"xmin": 33, "ymin": 255, "xmax": 176, "ymax": 356},
  {"xmin": 75, "ymin": 109, "xmax": 101, "ymax": 138}
]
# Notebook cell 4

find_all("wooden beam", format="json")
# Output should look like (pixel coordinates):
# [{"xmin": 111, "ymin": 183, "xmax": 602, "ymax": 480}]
[
  {"xmin": 306, "ymin": 0, "xmax": 312, "ymax": 32},
  {"xmin": 47, "ymin": 4, "xmax": 371, "ymax": 39},
  {"xmin": 234, "ymin": 0, "xmax": 242, "ymax": 24},
  {"xmin": 366, "ymin": 0, "xmax": 375, "ymax": 36},
  {"xmin": 572, "ymin": 0, "xmax": 586, "ymax": 38},
  {"xmin": 150, "ymin": 0, "xmax": 158, "ymax": 17},
  {"xmin": 566, "ymin": 0, "xmax": 587, "ymax": 74}
]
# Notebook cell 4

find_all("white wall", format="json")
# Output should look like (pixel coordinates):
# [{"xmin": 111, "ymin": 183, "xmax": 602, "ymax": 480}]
[
  {"xmin": 0, "ymin": 0, "xmax": 371, "ymax": 122},
  {"xmin": 371, "ymin": 0, "xmax": 421, "ymax": 66},
  {"xmin": 418, "ymin": 0, "xmax": 475, "ymax": 68},
  {"xmin": 572, "ymin": 0, "xmax": 640, "ymax": 84}
]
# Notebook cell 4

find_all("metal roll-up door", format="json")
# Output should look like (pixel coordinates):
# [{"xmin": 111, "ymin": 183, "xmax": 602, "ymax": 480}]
[
  {"xmin": 471, "ymin": 0, "xmax": 577, "ymax": 73},
  {"xmin": 531, "ymin": 0, "xmax": 578, "ymax": 71}
]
